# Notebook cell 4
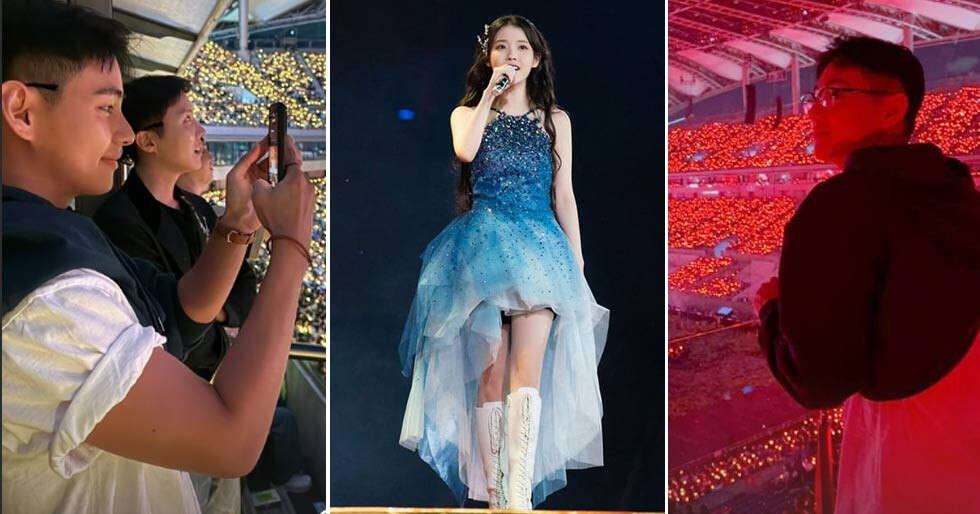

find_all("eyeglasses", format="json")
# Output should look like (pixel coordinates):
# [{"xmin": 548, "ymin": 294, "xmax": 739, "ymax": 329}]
[
  {"xmin": 800, "ymin": 86, "xmax": 903, "ymax": 114},
  {"xmin": 24, "ymin": 82, "xmax": 168, "ymax": 133},
  {"xmin": 138, "ymin": 121, "xmax": 164, "ymax": 132},
  {"xmin": 25, "ymin": 82, "xmax": 58, "ymax": 91}
]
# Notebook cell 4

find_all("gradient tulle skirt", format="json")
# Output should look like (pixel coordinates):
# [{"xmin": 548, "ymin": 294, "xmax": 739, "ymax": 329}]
[{"xmin": 399, "ymin": 205, "xmax": 609, "ymax": 506}]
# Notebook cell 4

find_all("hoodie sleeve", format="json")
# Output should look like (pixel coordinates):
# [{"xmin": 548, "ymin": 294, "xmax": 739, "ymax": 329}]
[{"xmin": 759, "ymin": 171, "xmax": 884, "ymax": 409}]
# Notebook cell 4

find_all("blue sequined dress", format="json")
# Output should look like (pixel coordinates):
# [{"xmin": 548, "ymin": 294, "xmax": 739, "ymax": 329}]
[{"xmin": 398, "ymin": 108, "xmax": 608, "ymax": 507}]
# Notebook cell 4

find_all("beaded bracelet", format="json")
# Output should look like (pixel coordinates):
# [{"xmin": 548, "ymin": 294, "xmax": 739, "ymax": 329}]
[{"xmin": 271, "ymin": 235, "xmax": 312, "ymax": 267}]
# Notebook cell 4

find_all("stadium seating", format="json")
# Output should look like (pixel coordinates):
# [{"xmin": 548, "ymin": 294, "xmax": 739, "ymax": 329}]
[
  {"xmin": 668, "ymin": 256, "xmax": 744, "ymax": 298},
  {"xmin": 668, "ymin": 86, "xmax": 980, "ymax": 173},
  {"xmin": 669, "ymin": 196, "xmax": 797, "ymax": 255},
  {"xmin": 181, "ymin": 42, "xmax": 325, "ymax": 129}
]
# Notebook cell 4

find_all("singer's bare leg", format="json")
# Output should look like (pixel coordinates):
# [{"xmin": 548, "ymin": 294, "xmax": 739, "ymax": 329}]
[
  {"xmin": 478, "ymin": 324, "xmax": 510, "ymax": 405},
  {"xmin": 509, "ymin": 309, "xmax": 553, "ymax": 392}
]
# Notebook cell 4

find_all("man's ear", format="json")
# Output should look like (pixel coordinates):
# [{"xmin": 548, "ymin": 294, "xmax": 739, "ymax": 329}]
[
  {"xmin": 135, "ymin": 130, "xmax": 157, "ymax": 155},
  {"xmin": 1, "ymin": 81, "xmax": 40, "ymax": 141},
  {"xmin": 881, "ymin": 93, "xmax": 909, "ymax": 132}
]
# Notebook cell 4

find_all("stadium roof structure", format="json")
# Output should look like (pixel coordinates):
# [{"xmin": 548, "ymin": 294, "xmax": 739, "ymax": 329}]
[
  {"xmin": 108, "ymin": 0, "xmax": 231, "ymax": 79},
  {"xmin": 108, "ymin": 0, "xmax": 321, "ymax": 79},
  {"xmin": 668, "ymin": 0, "xmax": 980, "ymax": 113},
  {"xmin": 210, "ymin": 0, "xmax": 326, "ymax": 47},
  {"xmin": 214, "ymin": 0, "xmax": 325, "ymax": 27}
]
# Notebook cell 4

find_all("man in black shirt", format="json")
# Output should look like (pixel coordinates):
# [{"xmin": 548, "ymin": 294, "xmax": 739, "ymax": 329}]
[
  {"xmin": 95, "ymin": 75, "xmax": 312, "ymax": 497},
  {"xmin": 94, "ymin": 75, "xmax": 257, "ymax": 380}
]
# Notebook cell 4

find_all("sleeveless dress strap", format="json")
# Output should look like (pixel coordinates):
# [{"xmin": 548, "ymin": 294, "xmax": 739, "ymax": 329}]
[{"xmin": 490, "ymin": 107, "xmax": 536, "ymax": 119}]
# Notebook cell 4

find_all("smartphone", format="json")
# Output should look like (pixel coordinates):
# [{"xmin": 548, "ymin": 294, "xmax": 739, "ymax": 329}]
[{"xmin": 267, "ymin": 102, "xmax": 288, "ymax": 185}]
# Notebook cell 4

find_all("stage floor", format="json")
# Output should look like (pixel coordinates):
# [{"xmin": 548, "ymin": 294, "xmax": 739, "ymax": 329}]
[{"xmin": 331, "ymin": 509, "xmax": 663, "ymax": 514}]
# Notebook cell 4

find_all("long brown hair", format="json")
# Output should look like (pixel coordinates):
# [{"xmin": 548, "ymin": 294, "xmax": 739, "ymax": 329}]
[{"xmin": 454, "ymin": 15, "xmax": 561, "ymax": 214}]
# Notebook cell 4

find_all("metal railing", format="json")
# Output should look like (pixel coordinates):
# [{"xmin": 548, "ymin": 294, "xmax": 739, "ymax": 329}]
[{"xmin": 288, "ymin": 343, "xmax": 325, "ymax": 362}]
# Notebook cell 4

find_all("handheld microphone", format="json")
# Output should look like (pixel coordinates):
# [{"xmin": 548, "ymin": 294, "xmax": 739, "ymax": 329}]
[{"xmin": 494, "ymin": 74, "xmax": 510, "ymax": 93}]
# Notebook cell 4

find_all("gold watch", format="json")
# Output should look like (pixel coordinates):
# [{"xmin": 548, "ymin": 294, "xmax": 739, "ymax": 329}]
[{"xmin": 214, "ymin": 220, "xmax": 255, "ymax": 245}]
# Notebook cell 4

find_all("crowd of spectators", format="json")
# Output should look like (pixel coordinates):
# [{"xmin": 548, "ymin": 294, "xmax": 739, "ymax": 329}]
[
  {"xmin": 668, "ymin": 196, "xmax": 797, "ymax": 298},
  {"xmin": 181, "ymin": 42, "xmax": 325, "ymax": 129},
  {"xmin": 257, "ymin": 49, "xmax": 323, "ymax": 109},
  {"xmin": 669, "ymin": 196, "xmax": 797, "ymax": 255},
  {"xmin": 676, "ymin": 476, "xmax": 815, "ymax": 514},
  {"xmin": 669, "ymin": 409, "xmax": 844, "ymax": 506},
  {"xmin": 669, "ymin": 113, "xmax": 819, "ymax": 172},
  {"xmin": 669, "ymin": 257, "xmax": 733, "ymax": 288},
  {"xmin": 302, "ymin": 51, "xmax": 326, "ymax": 89},
  {"xmin": 690, "ymin": 272, "xmax": 743, "ymax": 298},
  {"xmin": 669, "ymin": 86, "xmax": 979, "ymax": 173},
  {"xmin": 667, "ymin": 86, "xmax": 978, "ymax": 302},
  {"xmin": 668, "ymin": 257, "xmax": 745, "ymax": 298},
  {"xmin": 667, "ymin": 86, "xmax": 979, "ymax": 301},
  {"xmin": 911, "ymin": 86, "xmax": 980, "ymax": 156}
]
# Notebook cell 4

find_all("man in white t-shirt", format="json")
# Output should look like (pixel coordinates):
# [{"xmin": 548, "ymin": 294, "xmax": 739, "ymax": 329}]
[{"xmin": 1, "ymin": 1, "xmax": 315, "ymax": 512}]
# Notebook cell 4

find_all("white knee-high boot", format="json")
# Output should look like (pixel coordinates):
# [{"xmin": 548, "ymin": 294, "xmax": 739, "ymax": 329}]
[
  {"xmin": 506, "ymin": 387, "xmax": 541, "ymax": 510},
  {"xmin": 475, "ymin": 402, "xmax": 507, "ymax": 508}
]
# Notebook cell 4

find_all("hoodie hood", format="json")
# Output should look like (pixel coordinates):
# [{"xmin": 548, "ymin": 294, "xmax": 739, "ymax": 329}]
[
  {"xmin": 847, "ymin": 143, "xmax": 980, "ymax": 272},
  {"xmin": 845, "ymin": 143, "xmax": 973, "ymax": 189}
]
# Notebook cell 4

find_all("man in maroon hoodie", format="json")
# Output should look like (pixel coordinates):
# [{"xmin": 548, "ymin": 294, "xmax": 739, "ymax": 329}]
[{"xmin": 755, "ymin": 37, "xmax": 980, "ymax": 513}]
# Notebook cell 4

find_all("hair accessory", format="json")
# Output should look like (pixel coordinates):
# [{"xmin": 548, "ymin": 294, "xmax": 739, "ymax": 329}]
[{"xmin": 477, "ymin": 23, "xmax": 490, "ymax": 54}]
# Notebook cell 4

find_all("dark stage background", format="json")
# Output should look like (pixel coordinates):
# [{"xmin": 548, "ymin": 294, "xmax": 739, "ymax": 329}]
[{"xmin": 331, "ymin": 1, "xmax": 661, "ymax": 510}]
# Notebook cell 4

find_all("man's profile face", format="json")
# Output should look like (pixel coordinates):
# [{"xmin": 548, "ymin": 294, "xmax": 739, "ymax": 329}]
[
  {"xmin": 32, "ymin": 58, "xmax": 134, "ymax": 197},
  {"xmin": 148, "ymin": 92, "xmax": 206, "ymax": 175},
  {"xmin": 808, "ymin": 61, "xmax": 906, "ymax": 167},
  {"xmin": 177, "ymin": 144, "xmax": 214, "ymax": 195}
]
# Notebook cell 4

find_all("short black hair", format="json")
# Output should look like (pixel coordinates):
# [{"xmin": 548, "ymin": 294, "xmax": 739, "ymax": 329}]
[
  {"xmin": 2, "ymin": 0, "xmax": 131, "ymax": 103},
  {"xmin": 122, "ymin": 75, "xmax": 192, "ymax": 163},
  {"xmin": 817, "ymin": 36, "xmax": 925, "ymax": 137}
]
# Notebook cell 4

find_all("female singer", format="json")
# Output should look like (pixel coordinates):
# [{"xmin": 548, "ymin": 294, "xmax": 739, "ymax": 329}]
[{"xmin": 398, "ymin": 15, "xmax": 608, "ymax": 509}]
